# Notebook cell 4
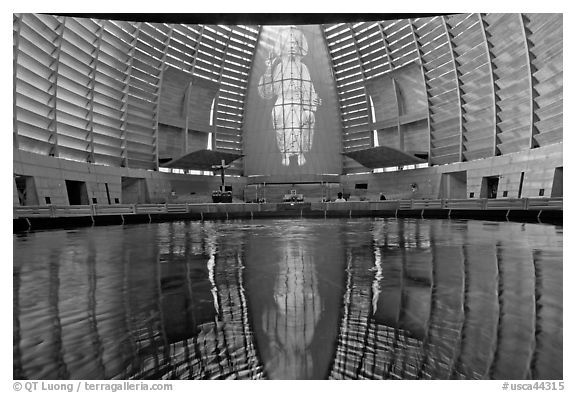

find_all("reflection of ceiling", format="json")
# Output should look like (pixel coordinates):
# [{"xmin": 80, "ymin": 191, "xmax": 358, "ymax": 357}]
[
  {"xmin": 344, "ymin": 146, "xmax": 426, "ymax": 169},
  {"xmin": 162, "ymin": 149, "xmax": 243, "ymax": 171}
]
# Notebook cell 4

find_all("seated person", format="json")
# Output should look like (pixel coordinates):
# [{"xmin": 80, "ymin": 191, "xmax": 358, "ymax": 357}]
[{"xmin": 335, "ymin": 192, "xmax": 346, "ymax": 202}]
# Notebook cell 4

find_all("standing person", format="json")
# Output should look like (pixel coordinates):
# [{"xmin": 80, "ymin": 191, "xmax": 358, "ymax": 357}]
[{"xmin": 335, "ymin": 192, "xmax": 346, "ymax": 202}]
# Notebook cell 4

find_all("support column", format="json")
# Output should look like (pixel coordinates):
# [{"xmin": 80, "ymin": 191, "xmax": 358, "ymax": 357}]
[
  {"xmin": 213, "ymin": 27, "xmax": 232, "ymax": 153},
  {"xmin": 154, "ymin": 26, "xmax": 174, "ymax": 170},
  {"xmin": 519, "ymin": 13, "xmax": 537, "ymax": 149},
  {"xmin": 87, "ymin": 21, "xmax": 105, "ymax": 164},
  {"xmin": 13, "ymin": 14, "xmax": 22, "ymax": 150},
  {"xmin": 121, "ymin": 23, "xmax": 142, "ymax": 167},
  {"xmin": 478, "ymin": 13, "xmax": 500, "ymax": 156},
  {"xmin": 47, "ymin": 16, "xmax": 66, "ymax": 158},
  {"xmin": 349, "ymin": 24, "xmax": 373, "ymax": 148},
  {"xmin": 409, "ymin": 19, "xmax": 432, "ymax": 165},
  {"xmin": 183, "ymin": 81, "xmax": 192, "ymax": 153},
  {"xmin": 377, "ymin": 22, "xmax": 403, "ymax": 149},
  {"xmin": 442, "ymin": 16, "xmax": 464, "ymax": 162}
]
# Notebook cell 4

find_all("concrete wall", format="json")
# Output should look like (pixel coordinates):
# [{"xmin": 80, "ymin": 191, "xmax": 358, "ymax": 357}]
[
  {"xmin": 13, "ymin": 142, "xmax": 562, "ymax": 206},
  {"xmin": 159, "ymin": 66, "xmax": 218, "ymax": 132},
  {"xmin": 12, "ymin": 149, "xmax": 242, "ymax": 206},
  {"xmin": 340, "ymin": 143, "xmax": 563, "ymax": 200},
  {"xmin": 165, "ymin": 173, "xmax": 247, "ymax": 203},
  {"xmin": 244, "ymin": 182, "xmax": 341, "ymax": 203}
]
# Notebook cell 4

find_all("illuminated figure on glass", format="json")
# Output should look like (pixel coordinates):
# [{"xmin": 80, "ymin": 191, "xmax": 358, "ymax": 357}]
[{"xmin": 258, "ymin": 26, "xmax": 322, "ymax": 166}]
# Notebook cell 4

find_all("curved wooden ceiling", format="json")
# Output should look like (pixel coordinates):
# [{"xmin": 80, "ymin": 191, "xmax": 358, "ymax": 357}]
[{"xmin": 13, "ymin": 14, "xmax": 562, "ymax": 174}]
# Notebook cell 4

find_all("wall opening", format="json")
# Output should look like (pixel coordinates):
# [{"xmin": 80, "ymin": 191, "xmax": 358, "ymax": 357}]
[
  {"xmin": 518, "ymin": 172, "xmax": 525, "ymax": 198},
  {"xmin": 121, "ymin": 177, "xmax": 150, "ymax": 204},
  {"xmin": 369, "ymin": 95, "xmax": 379, "ymax": 148},
  {"xmin": 440, "ymin": 171, "xmax": 467, "ymax": 199},
  {"xmin": 551, "ymin": 167, "xmax": 563, "ymax": 197},
  {"xmin": 14, "ymin": 175, "xmax": 39, "ymax": 206},
  {"xmin": 481, "ymin": 176, "xmax": 499, "ymax": 199},
  {"xmin": 65, "ymin": 180, "xmax": 89, "ymax": 205},
  {"xmin": 105, "ymin": 183, "xmax": 112, "ymax": 204}
]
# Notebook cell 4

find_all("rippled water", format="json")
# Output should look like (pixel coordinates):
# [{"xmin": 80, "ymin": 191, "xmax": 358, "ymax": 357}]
[{"xmin": 13, "ymin": 218, "xmax": 562, "ymax": 380}]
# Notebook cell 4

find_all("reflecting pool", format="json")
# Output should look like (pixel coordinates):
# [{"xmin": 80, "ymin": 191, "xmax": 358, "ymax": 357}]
[{"xmin": 13, "ymin": 218, "xmax": 562, "ymax": 380}]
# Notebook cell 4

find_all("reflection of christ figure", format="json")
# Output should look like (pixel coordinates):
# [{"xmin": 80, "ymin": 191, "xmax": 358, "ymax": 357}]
[
  {"xmin": 262, "ymin": 244, "xmax": 321, "ymax": 378},
  {"xmin": 258, "ymin": 26, "xmax": 322, "ymax": 166}
]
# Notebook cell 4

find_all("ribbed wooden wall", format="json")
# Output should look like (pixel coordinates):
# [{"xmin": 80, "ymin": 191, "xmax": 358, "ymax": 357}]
[
  {"xmin": 322, "ymin": 13, "xmax": 562, "ymax": 174},
  {"xmin": 13, "ymin": 14, "xmax": 562, "ymax": 176},
  {"xmin": 13, "ymin": 14, "xmax": 258, "ymax": 172}
]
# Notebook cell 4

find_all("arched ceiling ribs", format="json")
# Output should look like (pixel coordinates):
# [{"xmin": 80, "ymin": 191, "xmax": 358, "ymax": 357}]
[
  {"xmin": 49, "ymin": 16, "xmax": 66, "ymax": 158},
  {"xmin": 441, "ymin": 15, "xmax": 464, "ymax": 162},
  {"xmin": 13, "ymin": 14, "xmax": 22, "ymax": 150},
  {"xmin": 408, "ymin": 18, "xmax": 432, "ymax": 165},
  {"xmin": 519, "ymin": 13, "xmax": 537, "ymax": 150},
  {"xmin": 12, "ymin": 13, "xmax": 562, "ymax": 171},
  {"xmin": 477, "ymin": 13, "xmax": 500, "ymax": 157},
  {"xmin": 153, "ymin": 24, "xmax": 174, "ymax": 170}
]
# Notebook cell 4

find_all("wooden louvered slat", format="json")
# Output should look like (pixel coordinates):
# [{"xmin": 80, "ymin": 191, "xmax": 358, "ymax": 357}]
[{"xmin": 363, "ymin": 64, "xmax": 388, "ymax": 78}]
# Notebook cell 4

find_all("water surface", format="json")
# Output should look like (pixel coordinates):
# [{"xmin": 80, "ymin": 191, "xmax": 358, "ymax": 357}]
[{"xmin": 13, "ymin": 218, "xmax": 562, "ymax": 379}]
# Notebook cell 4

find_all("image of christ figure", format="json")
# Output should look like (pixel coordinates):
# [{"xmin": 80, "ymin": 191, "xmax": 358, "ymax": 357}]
[{"xmin": 258, "ymin": 26, "xmax": 322, "ymax": 166}]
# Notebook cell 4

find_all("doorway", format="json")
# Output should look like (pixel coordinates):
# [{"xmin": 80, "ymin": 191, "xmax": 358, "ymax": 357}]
[
  {"xmin": 440, "ymin": 171, "xmax": 467, "ymax": 199},
  {"xmin": 551, "ymin": 167, "xmax": 563, "ymax": 197},
  {"xmin": 65, "ymin": 180, "xmax": 90, "ymax": 205},
  {"xmin": 14, "ymin": 175, "xmax": 39, "ymax": 206},
  {"xmin": 481, "ymin": 176, "xmax": 499, "ymax": 199}
]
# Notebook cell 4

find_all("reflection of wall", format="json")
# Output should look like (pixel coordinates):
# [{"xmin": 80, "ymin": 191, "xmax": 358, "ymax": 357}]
[
  {"xmin": 243, "ymin": 25, "xmax": 342, "ymax": 177},
  {"xmin": 14, "ymin": 218, "xmax": 562, "ymax": 380},
  {"xmin": 329, "ymin": 218, "xmax": 563, "ymax": 380},
  {"xmin": 14, "ymin": 225, "xmax": 158, "ymax": 379}
]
